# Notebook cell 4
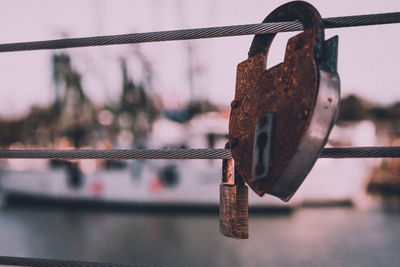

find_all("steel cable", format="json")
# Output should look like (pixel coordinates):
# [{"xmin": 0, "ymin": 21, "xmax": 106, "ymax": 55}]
[
  {"xmin": 0, "ymin": 147, "xmax": 400, "ymax": 160},
  {"xmin": 0, "ymin": 149, "xmax": 232, "ymax": 159},
  {"xmin": 0, "ymin": 255, "xmax": 152, "ymax": 267},
  {"xmin": 0, "ymin": 12, "xmax": 399, "ymax": 53},
  {"xmin": 319, "ymin": 147, "xmax": 400, "ymax": 158}
]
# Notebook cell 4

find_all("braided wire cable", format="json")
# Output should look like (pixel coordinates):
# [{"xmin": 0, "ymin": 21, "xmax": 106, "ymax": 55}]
[
  {"xmin": 319, "ymin": 147, "xmax": 400, "ymax": 158},
  {"xmin": 323, "ymin": 12, "xmax": 400, "ymax": 28},
  {"xmin": 1, "ymin": 147, "xmax": 400, "ymax": 159},
  {"xmin": 0, "ymin": 149, "xmax": 232, "ymax": 159},
  {"xmin": 0, "ymin": 12, "xmax": 399, "ymax": 53},
  {"xmin": 0, "ymin": 255, "xmax": 152, "ymax": 267}
]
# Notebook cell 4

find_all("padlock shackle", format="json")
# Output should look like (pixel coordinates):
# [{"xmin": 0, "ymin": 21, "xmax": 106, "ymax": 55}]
[{"xmin": 248, "ymin": 1, "xmax": 324, "ymax": 64}]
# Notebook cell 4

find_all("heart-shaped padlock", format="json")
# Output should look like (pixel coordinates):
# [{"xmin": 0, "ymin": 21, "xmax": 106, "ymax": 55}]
[{"xmin": 229, "ymin": 1, "xmax": 340, "ymax": 201}]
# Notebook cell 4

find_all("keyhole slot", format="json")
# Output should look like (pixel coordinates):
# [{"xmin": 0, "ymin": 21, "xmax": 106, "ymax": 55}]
[
  {"xmin": 252, "ymin": 114, "xmax": 273, "ymax": 182},
  {"xmin": 255, "ymin": 132, "xmax": 268, "ymax": 175}
]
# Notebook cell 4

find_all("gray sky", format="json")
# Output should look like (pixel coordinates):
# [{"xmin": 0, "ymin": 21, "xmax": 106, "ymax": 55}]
[{"xmin": 0, "ymin": 0, "xmax": 399, "ymax": 117}]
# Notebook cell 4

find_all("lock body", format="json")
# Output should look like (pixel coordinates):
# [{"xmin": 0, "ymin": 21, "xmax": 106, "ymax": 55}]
[
  {"xmin": 219, "ymin": 156, "xmax": 249, "ymax": 239},
  {"xmin": 229, "ymin": 1, "xmax": 340, "ymax": 201},
  {"xmin": 220, "ymin": 183, "xmax": 248, "ymax": 239}
]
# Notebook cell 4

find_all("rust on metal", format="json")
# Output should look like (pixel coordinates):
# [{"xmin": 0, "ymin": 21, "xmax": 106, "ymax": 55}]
[
  {"xmin": 220, "ymin": 147, "xmax": 249, "ymax": 239},
  {"xmin": 219, "ymin": 183, "xmax": 249, "ymax": 239},
  {"xmin": 222, "ymin": 143, "xmax": 234, "ymax": 184},
  {"xmin": 229, "ymin": 1, "xmax": 328, "ymax": 197}
]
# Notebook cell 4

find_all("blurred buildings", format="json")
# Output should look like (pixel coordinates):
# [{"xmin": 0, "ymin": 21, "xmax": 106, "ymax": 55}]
[
  {"xmin": 1, "ymin": 50, "xmax": 400, "ymax": 205},
  {"xmin": 337, "ymin": 95, "xmax": 400, "ymax": 197}
]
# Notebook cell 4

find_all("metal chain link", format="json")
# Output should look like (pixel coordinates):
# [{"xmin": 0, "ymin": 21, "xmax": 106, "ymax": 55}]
[
  {"xmin": 0, "ymin": 12, "xmax": 399, "ymax": 52},
  {"xmin": 1, "ymin": 147, "xmax": 400, "ymax": 159}
]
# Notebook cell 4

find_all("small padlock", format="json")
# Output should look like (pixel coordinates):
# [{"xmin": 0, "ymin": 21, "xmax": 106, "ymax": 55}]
[{"xmin": 220, "ymin": 147, "xmax": 249, "ymax": 239}]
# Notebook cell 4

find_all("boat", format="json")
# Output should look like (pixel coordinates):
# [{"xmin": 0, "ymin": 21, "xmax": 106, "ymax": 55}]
[{"xmin": 0, "ymin": 112, "xmax": 297, "ymax": 210}]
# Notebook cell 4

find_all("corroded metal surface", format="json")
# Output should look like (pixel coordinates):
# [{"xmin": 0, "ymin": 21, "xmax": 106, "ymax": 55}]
[
  {"xmin": 229, "ymin": 1, "xmax": 340, "ymax": 200},
  {"xmin": 220, "ymin": 153, "xmax": 249, "ymax": 239},
  {"xmin": 219, "ymin": 184, "xmax": 249, "ymax": 239}
]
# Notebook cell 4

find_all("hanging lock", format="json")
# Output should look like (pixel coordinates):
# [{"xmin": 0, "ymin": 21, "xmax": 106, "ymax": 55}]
[
  {"xmin": 229, "ymin": 1, "xmax": 340, "ymax": 201},
  {"xmin": 220, "ymin": 144, "xmax": 249, "ymax": 239}
]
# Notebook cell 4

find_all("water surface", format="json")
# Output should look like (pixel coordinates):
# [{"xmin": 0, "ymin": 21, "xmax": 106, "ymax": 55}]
[{"xmin": 0, "ymin": 206, "xmax": 399, "ymax": 266}]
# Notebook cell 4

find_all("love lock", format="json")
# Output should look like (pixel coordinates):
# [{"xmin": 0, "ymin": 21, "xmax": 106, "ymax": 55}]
[
  {"xmin": 220, "ymin": 146, "xmax": 249, "ymax": 239},
  {"xmin": 229, "ymin": 1, "xmax": 340, "ymax": 202}
]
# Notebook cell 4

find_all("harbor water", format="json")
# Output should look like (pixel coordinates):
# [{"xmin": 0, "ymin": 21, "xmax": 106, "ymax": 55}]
[{"xmin": 0, "ymin": 203, "xmax": 399, "ymax": 266}]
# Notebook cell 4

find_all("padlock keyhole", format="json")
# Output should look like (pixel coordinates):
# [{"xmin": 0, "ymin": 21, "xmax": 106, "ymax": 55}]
[{"xmin": 255, "ymin": 132, "xmax": 268, "ymax": 175}]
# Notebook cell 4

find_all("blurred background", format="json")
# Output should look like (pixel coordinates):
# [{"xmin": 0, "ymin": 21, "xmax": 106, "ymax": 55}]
[{"xmin": 0, "ymin": 0, "xmax": 400, "ymax": 266}]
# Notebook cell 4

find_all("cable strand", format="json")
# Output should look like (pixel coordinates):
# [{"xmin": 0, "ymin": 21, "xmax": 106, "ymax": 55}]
[
  {"xmin": 0, "ymin": 255, "xmax": 150, "ymax": 267},
  {"xmin": 0, "ymin": 147, "xmax": 400, "ymax": 159},
  {"xmin": 0, "ymin": 12, "xmax": 399, "ymax": 52}
]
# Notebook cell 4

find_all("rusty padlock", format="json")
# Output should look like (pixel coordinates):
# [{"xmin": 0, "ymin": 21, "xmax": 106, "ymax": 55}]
[
  {"xmin": 220, "ymin": 144, "xmax": 248, "ymax": 239},
  {"xmin": 229, "ymin": 1, "xmax": 340, "ymax": 201}
]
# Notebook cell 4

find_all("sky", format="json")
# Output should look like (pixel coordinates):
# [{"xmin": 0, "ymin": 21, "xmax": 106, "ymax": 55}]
[{"xmin": 0, "ymin": 0, "xmax": 399, "ymax": 117}]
